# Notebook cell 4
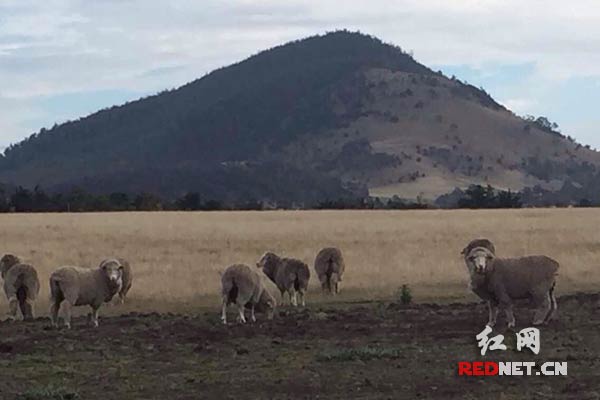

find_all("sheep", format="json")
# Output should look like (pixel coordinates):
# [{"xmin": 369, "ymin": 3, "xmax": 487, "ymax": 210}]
[
  {"xmin": 101, "ymin": 257, "xmax": 132, "ymax": 303},
  {"xmin": 461, "ymin": 238, "xmax": 496, "ymax": 257},
  {"xmin": 463, "ymin": 245, "xmax": 559, "ymax": 329},
  {"xmin": 257, "ymin": 252, "xmax": 310, "ymax": 307},
  {"xmin": 220, "ymin": 263, "xmax": 277, "ymax": 324},
  {"xmin": 49, "ymin": 258, "xmax": 124, "ymax": 328},
  {"xmin": 314, "ymin": 247, "xmax": 346, "ymax": 295},
  {"xmin": 0, "ymin": 254, "xmax": 40, "ymax": 321}
]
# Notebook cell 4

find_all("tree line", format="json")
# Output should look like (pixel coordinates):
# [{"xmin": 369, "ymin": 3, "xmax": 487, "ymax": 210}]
[
  {"xmin": 0, "ymin": 186, "xmax": 253, "ymax": 212},
  {"xmin": 0, "ymin": 183, "xmax": 594, "ymax": 212}
]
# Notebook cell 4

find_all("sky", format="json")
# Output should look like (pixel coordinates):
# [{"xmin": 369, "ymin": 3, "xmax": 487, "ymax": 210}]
[{"xmin": 1, "ymin": 0, "xmax": 599, "ymax": 150}]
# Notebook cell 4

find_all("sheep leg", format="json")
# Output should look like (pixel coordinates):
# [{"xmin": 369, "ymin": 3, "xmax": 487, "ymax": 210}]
[
  {"xmin": 298, "ymin": 290, "xmax": 306, "ymax": 307},
  {"xmin": 502, "ymin": 304, "xmax": 516, "ymax": 329},
  {"xmin": 62, "ymin": 301, "xmax": 73, "ymax": 329},
  {"xmin": 221, "ymin": 296, "xmax": 228, "ymax": 325},
  {"xmin": 250, "ymin": 304, "xmax": 256, "ymax": 323},
  {"xmin": 236, "ymin": 304, "xmax": 247, "ymax": 324},
  {"xmin": 487, "ymin": 301, "xmax": 499, "ymax": 327},
  {"xmin": 50, "ymin": 300, "xmax": 61, "ymax": 328},
  {"xmin": 545, "ymin": 288, "xmax": 558, "ymax": 322},
  {"xmin": 20, "ymin": 298, "xmax": 35, "ymax": 321},
  {"xmin": 494, "ymin": 285, "xmax": 515, "ymax": 329},
  {"xmin": 532, "ymin": 292, "xmax": 551, "ymax": 326},
  {"xmin": 90, "ymin": 307, "xmax": 99, "ymax": 328},
  {"xmin": 289, "ymin": 288, "xmax": 298, "ymax": 307},
  {"xmin": 280, "ymin": 289, "xmax": 286, "ymax": 305},
  {"xmin": 6, "ymin": 296, "xmax": 19, "ymax": 321},
  {"xmin": 544, "ymin": 284, "xmax": 558, "ymax": 323}
]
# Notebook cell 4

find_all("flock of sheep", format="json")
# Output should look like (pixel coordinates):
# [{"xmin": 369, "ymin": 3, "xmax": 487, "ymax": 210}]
[
  {"xmin": 0, "ymin": 255, "xmax": 132, "ymax": 328},
  {"xmin": 0, "ymin": 239, "xmax": 559, "ymax": 329}
]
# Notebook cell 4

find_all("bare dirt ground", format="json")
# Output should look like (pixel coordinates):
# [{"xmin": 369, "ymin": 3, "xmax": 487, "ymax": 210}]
[{"xmin": 1, "ymin": 293, "xmax": 599, "ymax": 400}]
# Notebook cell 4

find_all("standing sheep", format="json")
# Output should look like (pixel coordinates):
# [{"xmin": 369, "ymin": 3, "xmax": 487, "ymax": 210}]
[
  {"xmin": 49, "ymin": 259, "xmax": 124, "ymax": 328},
  {"xmin": 463, "ymin": 245, "xmax": 559, "ymax": 328},
  {"xmin": 0, "ymin": 254, "xmax": 40, "ymax": 321},
  {"xmin": 314, "ymin": 247, "xmax": 345, "ymax": 295},
  {"xmin": 257, "ymin": 252, "xmax": 310, "ymax": 307},
  {"xmin": 221, "ymin": 264, "xmax": 277, "ymax": 324}
]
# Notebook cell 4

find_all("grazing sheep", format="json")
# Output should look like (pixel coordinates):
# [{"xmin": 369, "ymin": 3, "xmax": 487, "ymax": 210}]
[
  {"xmin": 461, "ymin": 238, "xmax": 496, "ymax": 257},
  {"xmin": 0, "ymin": 254, "xmax": 40, "ymax": 321},
  {"xmin": 257, "ymin": 252, "xmax": 310, "ymax": 307},
  {"xmin": 463, "ymin": 245, "xmax": 559, "ymax": 328},
  {"xmin": 220, "ymin": 264, "xmax": 277, "ymax": 324},
  {"xmin": 314, "ymin": 247, "xmax": 346, "ymax": 295},
  {"xmin": 49, "ymin": 259, "xmax": 124, "ymax": 328}
]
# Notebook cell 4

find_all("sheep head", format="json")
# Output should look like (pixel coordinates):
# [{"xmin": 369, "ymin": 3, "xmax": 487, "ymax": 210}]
[
  {"xmin": 257, "ymin": 289, "xmax": 277, "ymax": 320},
  {"xmin": 99, "ymin": 258, "xmax": 124, "ymax": 290},
  {"xmin": 0, "ymin": 254, "xmax": 21, "ymax": 279},
  {"xmin": 465, "ymin": 247, "xmax": 496, "ymax": 275},
  {"xmin": 461, "ymin": 239, "xmax": 496, "ymax": 257},
  {"xmin": 256, "ymin": 252, "xmax": 280, "ymax": 280}
]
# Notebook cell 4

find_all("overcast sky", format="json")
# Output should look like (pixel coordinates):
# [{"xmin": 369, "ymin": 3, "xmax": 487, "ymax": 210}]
[{"xmin": 1, "ymin": 0, "xmax": 599, "ymax": 149}]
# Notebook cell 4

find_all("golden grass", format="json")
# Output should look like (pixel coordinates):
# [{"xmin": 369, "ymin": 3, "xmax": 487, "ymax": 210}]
[{"xmin": 0, "ymin": 209, "xmax": 598, "ymax": 316}]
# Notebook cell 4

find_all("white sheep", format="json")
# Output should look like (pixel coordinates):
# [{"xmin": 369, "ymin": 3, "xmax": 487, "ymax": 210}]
[
  {"xmin": 314, "ymin": 247, "xmax": 345, "ymax": 295},
  {"xmin": 463, "ymin": 245, "xmax": 559, "ymax": 328},
  {"xmin": 221, "ymin": 263, "xmax": 277, "ymax": 324},
  {"xmin": 257, "ymin": 252, "xmax": 310, "ymax": 307},
  {"xmin": 0, "ymin": 254, "xmax": 40, "ymax": 321},
  {"xmin": 49, "ymin": 259, "xmax": 124, "ymax": 328}
]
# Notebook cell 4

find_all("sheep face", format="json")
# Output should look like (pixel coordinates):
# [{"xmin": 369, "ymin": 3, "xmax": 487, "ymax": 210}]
[
  {"xmin": 0, "ymin": 254, "xmax": 20, "ymax": 278},
  {"xmin": 256, "ymin": 290, "xmax": 276, "ymax": 320},
  {"xmin": 257, "ymin": 252, "xmax": 279, "ymax": 279},
  {"xmin": 465, "ymin": 247, "xmax": 495, "ymax": 275},
  {"xmin": 100, "ymin": 259, "xmax": 124, "ymax": 289}
]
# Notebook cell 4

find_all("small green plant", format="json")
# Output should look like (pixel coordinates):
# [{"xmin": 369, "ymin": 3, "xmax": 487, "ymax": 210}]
[
  {"xmin": 18, "ymin": 385, "xmax": 79, "ymax": 400},
  {"xmin": 399, "ymin": 284, "xmax": 412, "ymax": 305}
]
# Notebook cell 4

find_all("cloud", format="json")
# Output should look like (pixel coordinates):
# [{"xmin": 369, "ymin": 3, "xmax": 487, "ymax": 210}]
[{"xmin": 1, "ymin": 0, "xmax": 600, "ymax": 147}]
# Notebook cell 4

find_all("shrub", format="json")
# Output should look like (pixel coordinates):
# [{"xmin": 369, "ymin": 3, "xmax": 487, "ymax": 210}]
[{"xmin": 399, "ymin": 284, "xmax": 412, "ymax": 305}]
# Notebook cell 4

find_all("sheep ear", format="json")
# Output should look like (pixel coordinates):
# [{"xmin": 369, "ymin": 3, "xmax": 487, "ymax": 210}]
[{"xmin": 460, "ymin": 247, "xmax": 467, "ymax": 255}]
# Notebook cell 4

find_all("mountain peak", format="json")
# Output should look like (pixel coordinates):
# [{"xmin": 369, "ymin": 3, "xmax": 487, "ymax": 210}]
[{"xmin": 1, "ymin": 32, "xmax": 598, "ymax": 206}]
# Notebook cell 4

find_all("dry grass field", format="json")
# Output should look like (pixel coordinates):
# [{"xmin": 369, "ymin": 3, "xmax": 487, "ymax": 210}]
[
  {"xmin": 0, "ymin": 208, "xmax": 598, "ymax": 317},
  {"xmin": 1, "ymin": 209, "xmax": 600, "ymax": 399}
]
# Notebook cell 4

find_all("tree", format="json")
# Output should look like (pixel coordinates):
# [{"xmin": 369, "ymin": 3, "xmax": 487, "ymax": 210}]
[
  {"xmin": 11, "ymin": 187, "xmax": 34, "ymax": 212},
  {"xmin": 176, "ymin": 192, "xmax": 202, "ymax": 210},
  {"xmin": 134, "ymin": 193, "xmax": 162, "ymax": 211}
]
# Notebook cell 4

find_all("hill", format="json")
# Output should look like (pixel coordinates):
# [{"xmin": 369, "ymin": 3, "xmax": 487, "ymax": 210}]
[{"xmin": 2, "ymin": 30, "xmax": 599, "ymax": 205}]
